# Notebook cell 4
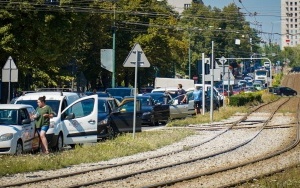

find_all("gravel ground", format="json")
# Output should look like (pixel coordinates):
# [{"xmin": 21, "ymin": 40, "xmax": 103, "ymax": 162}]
[{"xmin": 1, "ymin": 73, "xmax": 300, "ymax": 188}]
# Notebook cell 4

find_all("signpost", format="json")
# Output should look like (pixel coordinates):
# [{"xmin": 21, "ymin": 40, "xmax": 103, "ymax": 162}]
[
  {"xmin": 123, "ymin": 43, "xmax": 150, "ymax": 138},
  {"xmin": 219, "ymin": 56, "xmax": 227, "ymax": 107},
  {"xmin": 2, "ymin": 56, "xmax": 18, "ymax": 103}
]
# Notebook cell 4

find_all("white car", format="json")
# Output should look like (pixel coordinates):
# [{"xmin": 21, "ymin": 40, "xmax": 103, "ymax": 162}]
[
  {"xmin": 14, "ymin": 91, "xmax": 80, "ymax": 151},
  {"xmin": 0, "ymin": 104, "xmax": 39, "ymax": 155}
]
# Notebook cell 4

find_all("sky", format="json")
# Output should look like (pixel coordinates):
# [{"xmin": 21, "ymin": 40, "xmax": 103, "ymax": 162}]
[{"xmin": 202, "ymin": 0, "xmax": 281, "ymax": 45}]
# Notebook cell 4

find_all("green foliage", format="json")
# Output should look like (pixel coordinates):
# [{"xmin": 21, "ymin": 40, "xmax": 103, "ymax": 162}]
[
  {"xmin": 229, "ymin": 92, "xmax": 263, "ymax": 106},
  {"xmin": 273, "ymin": 73, "xmax": 283, "ymax": 87},
  {"xmin": 0, "ymin": 0, "xmax": 262, "ymax": 90}
]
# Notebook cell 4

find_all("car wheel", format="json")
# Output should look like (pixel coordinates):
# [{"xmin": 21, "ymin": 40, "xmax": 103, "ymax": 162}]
[
  {"xmin": 150, "ymin": 116, "xmax": 159, "ymax": 126},
  {"xmin": 15, "ymin": 140, "xmax": 23, "ymax": 155},
  {"xmin": 69, "ymin": 144, "xmax": 76, "ymax": 149},
  {"xmin": 54, "ymin": 133, "xmax": 63, "ymax": 151},
  {"xmin": 107, "ymin": 126, "xmax": 116, "ymax": 140},
  {"xmin": 294, "ymin": 92, "xmax": 297, "ymax": 96}
]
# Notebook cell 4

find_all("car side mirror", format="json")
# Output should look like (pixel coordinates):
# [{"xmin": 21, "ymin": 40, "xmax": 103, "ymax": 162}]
[
  {"xmin": 65, "ymin": 113, "xmax": 75, "ymax": 120},
  {"xmin": 22, "ymin": 119, "xmax": 31, "ymax": 124}
]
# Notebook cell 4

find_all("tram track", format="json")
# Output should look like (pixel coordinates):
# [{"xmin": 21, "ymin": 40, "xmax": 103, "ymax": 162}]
[{"xmin": 0, "ymin": 97, "xmax": 290, "ymax": 188}]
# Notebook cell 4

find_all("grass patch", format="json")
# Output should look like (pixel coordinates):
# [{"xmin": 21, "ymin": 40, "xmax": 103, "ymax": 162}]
[
  {"xmin": 167, "ymin": 105, "xmax": 249, "ymax": 127},
  {"xmin": 237, "ymin": 165, "xmax": 300, "ymax": 188},
  {"xmin": 0, "ymin": 129, "xmax": 194, "ymax": 177}
]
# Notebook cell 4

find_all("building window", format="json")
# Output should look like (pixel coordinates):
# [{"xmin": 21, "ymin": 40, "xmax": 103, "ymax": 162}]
[
  {"xmin": 291, "ymin": 19, "xmax": 293, "ymax": 22},
  {"xmin": 184, "ymin": 4, "xmax": 191, "ymax": 9},
  {"xmin": 296, "ymin": 24, "xmax": 298, "ymax": 28},
  {"xmin": 290, "ymin": 7, "xmax": 293, "ymax": 11},
  {"xmin": 290, "ymin": 2, "xmax": 293, "ymax": 5}
]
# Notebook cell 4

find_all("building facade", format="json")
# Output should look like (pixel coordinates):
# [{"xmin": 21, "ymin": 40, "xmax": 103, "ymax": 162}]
[
  {"xmin": 166, "ymin": 0, "xmax": 203, "ymax": 14},
  {"xmin": 281, "ymin": 0, "xmax": 299, "ymax": 48}
]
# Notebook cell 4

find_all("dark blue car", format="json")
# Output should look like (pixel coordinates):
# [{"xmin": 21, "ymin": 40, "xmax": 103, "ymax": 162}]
[{"xmin": 124, "ymin": 95, "xmax": 170, "ymax": 126}]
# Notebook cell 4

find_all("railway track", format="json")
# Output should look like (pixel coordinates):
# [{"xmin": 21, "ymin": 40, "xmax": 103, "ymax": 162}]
[{"xmin": 1, "ymin": 97, "xmax": 294, "ymax": 188}]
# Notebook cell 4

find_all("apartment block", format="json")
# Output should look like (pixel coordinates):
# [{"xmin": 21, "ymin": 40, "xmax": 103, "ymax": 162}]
[{"xmin": 281, "ymin": 0, "xmax": 299, "ymax": 48}]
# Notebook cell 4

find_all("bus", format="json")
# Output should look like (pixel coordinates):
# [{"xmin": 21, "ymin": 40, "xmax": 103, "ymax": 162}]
[{"xmin": 254, "ymin": 69, "xmax": 269, "ymax": 86}]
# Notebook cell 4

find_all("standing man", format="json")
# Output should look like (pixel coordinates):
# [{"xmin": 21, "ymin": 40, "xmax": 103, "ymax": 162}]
[
  {"xmin": 193, "ymin": 86, "xmax": 203, "ymax": 115},
  {"xmin": 176, "ymin": 84, "xmax": 186, "ymax": 104}
]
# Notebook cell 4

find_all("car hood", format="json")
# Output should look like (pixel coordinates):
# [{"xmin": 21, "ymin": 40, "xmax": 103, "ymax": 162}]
[{"xmin": 0, "ymin": 125, "xmax": 20, "ymax": 134}]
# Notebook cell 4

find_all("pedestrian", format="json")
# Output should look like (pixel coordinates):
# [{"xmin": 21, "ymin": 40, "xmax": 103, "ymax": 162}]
[
  {"xmin": 193, "ymin": 86, "xmax": 203, "ymax": 115},
  {"xmin": 31, "ymin": 96, "xmax": 54, "ymax": 154},
  {"xmin": 176, "ymin": 84, "xmax": 186, "ymax": 104}
]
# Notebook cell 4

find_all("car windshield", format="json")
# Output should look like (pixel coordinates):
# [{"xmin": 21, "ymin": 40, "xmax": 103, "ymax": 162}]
[
  {"xmin": 16, "ymin": 100, "xmax": 60, "ymax": 117},
  {"xmin": 0, "ymin": 109, "xmax": 19, "ymax": 125}
]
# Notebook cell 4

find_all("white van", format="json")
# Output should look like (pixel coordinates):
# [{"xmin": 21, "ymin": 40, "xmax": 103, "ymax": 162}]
[{"xmin": 14, "ymin": 91, "xmax": 80, "ymax": 151}]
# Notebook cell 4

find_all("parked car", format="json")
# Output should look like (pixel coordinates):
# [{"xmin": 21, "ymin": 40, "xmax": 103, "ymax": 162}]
[
  {"xmin": 0, "ymin": 104, "xmax": 39, "ymax": 155},
  {"xmin": 244, "ymin": 76, "xmax": 253, "ymax": 83},
  {"xmin": 168, "ymin": 93, "xmax": 195, "ymax": 119},
  {"xmin": 124, "ymin": 96, "xmax": 169, "ymax": 126},
  {"xmin": 85, "ymin": 91, "xmax": 111, "ymax": 97},
  {"xmin": 60, "ymin": 96, "xmax": 143, "ymax": 145},
  {"xmin": 105, "ymin": 87, "xmax": 135, "ymax": 98},
  {"xmin": 273, "ymin": 87, "xmax": 297, "ymax": 96},
  {"xmin": 14, "ymin": 91, "xmax": 81, "ymax": 151},
  {"xmin": 238, "ymin": 80, "xmax": 247, "ymax": 87},
  {"xmin": 143, "ymin": 92, "xmax": 173, "ymax": 105}
]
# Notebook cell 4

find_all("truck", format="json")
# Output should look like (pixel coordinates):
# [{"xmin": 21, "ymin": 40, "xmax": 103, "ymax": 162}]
[{"xmin": 154, "ymin": 77, "xmax": 195, "ymax": 91}]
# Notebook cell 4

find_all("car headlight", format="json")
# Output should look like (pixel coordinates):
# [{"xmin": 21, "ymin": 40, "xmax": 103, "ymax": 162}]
[
  {"xmin": 0, "ymin": 133, "xmax": 13, "ymax": 141},
  {"xmin": 99, "ymin": 118, "xmax": 108, "ymax": 125}
]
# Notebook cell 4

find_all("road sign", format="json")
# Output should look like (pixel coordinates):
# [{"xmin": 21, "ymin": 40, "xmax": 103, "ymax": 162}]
[
  {"xmin": 2, "ymin": 56, "xmax": 18, "ymax": 82},
  {"xmin": 219, "ymin": 56, "xmax": 227, "ymax": 65},
  {"xmin": 123, "ymin": 44, "xmax": 150, "ymax": 67},
  {"xmin": 3, "ymin": 56, "xmax": 17, "ymax": 69},
  {"xmin": 100, "ymin": 49, "xmax": 113, "ymax": 72}
]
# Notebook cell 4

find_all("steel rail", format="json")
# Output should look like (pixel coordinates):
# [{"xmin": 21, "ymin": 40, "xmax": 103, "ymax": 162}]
[{"xmin": 0, "ymin": 98, "xmax": 282, "ymax": 188}]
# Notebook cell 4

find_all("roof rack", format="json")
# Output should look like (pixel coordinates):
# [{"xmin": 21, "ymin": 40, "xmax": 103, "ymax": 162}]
[{"xmin": 37, "ymin": 88, "xmax": 73, "ymax": 92}]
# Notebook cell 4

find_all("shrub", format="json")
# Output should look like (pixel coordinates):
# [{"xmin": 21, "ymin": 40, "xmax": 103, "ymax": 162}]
[{"xmin": 229, "ymin": 92, "xmax": 262, "ymax": 106}]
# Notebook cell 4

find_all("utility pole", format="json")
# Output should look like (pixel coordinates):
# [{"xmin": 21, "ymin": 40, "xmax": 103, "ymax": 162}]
[{"xmin": 112, "ymin": 1, "xmax": 117, "ymax": 88}]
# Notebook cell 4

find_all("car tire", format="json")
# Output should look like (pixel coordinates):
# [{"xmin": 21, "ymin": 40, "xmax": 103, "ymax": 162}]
[
  {"xmin": 15, "ymin": 140, "xmax": 23, "ymax": 155},
  {"xmin": 150, "ymin": 116, "xmax": 159, "ymax": 126},
  {"xmin": 107, "ymin": 126, "xmax": 116, "ymax": 140},
  {"xmin": 53, "ymin": 133, "xmax": 63, "ymax": 151}
]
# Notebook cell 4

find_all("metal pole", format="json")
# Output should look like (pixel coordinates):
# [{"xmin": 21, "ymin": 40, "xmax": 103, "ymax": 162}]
[
  {"xmin": 133, "ymin": 50, "xmax": 138, "ymax": 139},
  {"xmin": 222, "ymin": 61, "xmax": 226, "ymax": 108},
  {"xmin": 7, "ymin": 59, "xmax": 11, "ymax": 104},
  {"xmin": 228, "ymin": 68, "xmax": 230, "ymax": 104},
  {"xmin": 112, "ymin": 1, "xmax": 116, "ymax": 88},
  {"xmin": 202, "ymin": 53, "xmax": 205, "ymax": 115},
  {"xmin": 210, "ymin": 41, "xmax": 214, "ymax": 122},
  {"xmin": 188, "ymin": 32, "xmax": 191, "ymax": 79}
]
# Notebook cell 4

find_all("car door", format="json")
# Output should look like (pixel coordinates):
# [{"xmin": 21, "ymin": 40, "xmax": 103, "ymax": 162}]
[
  {"xmin": 169, "ymin": 94, "xmax": 189, "ymax": 119},
  {"xmin": 19, "ymin": 109, "xmax": 35, "ymax": 152},
  {"xmin": 61, "ymin": 95, "xmax": 98, "ymax": 145},
  {"xmin": 111, "ymin": 99, "xmax": 142, "ymax": 133}
]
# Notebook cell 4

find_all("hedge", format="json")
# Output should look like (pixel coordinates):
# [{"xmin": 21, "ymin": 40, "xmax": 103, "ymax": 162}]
[{"xmin": 229, "ymin": 92, "xmax": 262, "ymax": 106}]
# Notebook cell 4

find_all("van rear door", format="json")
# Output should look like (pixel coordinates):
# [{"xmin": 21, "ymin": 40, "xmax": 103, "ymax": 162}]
[{"xmin": 61, "ymin": 95, "xmax": 98, "ymax": 145}]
